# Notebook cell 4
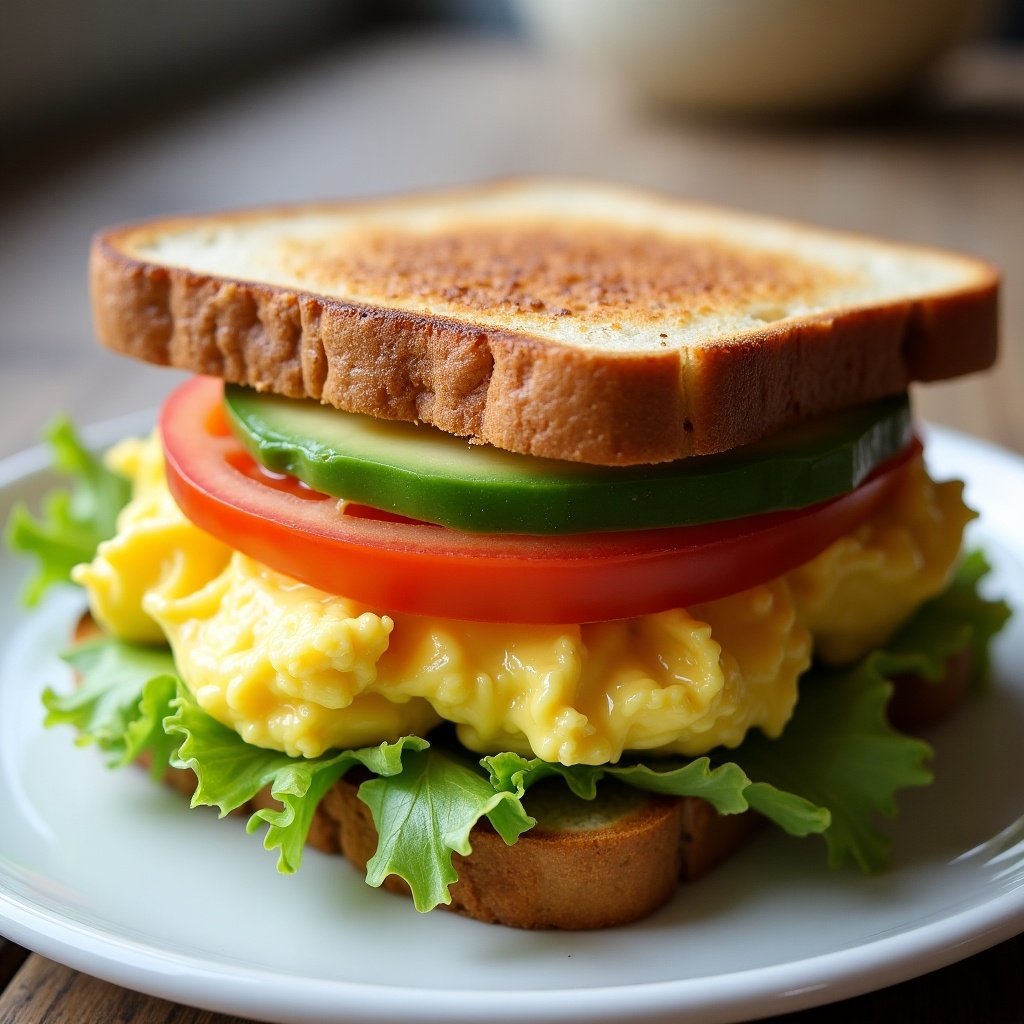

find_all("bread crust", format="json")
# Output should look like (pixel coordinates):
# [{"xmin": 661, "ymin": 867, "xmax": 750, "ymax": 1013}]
[{"xmin": 89, "ymin": 181, "xmax": 999, "ymax": 466}]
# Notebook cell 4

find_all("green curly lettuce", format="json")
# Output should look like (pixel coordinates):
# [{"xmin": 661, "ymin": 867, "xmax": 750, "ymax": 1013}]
[
  {"xmin": 36, "ymin": 551, "xmax": 1010, "ymax": 911},
  {"xmin": 884, "ymin": 549, "xmax": 1011, "ymax": 690},
  {"xmin": 485, "ymin": 751, "xmax": 831, "ymax": 840},
  {"xmin": 41, "ymin": 636, "xmax": 535, "ymax": 910},
  {"xmin": 169, "ymin": 695, "xmax": 536, "ymax": 904},
  {"xmin": 358, "ymin": 746, "xmax": 535, "ymax": 910},
  {"xmin": 45, "ymin": 639, "xmax": 178, "ymax": 778},
  {"xmin": 730, "ymin": 550, "xmax": 1011, "ymax": 872},
  {"xmin": 168, "ymin": 692, "xmax": 429, "ymax": 875},
  {"xmin": 169, "ymin": 693, "xmax": 535, "ymax": 908},
  {"xmin": 5, "ymin": 417, "xmax": 130, "ymax": 605}
]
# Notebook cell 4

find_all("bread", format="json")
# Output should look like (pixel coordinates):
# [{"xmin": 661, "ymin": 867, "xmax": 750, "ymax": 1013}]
[
  {"xmin": 89, "ymin": 179, "xmax": 998, "ymax": 466},
  {"xmin": 318, "ymin": 777, "xmax": 762, "ymax": 930}
]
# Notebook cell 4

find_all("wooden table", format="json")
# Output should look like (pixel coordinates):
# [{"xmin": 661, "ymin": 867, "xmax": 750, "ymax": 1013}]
[{"xmin": 1, "ymin": 32, "xmax": 1022, "ymax": 1024}]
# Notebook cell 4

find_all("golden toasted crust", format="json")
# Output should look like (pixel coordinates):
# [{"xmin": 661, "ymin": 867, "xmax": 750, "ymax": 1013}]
[{"xmin": 89, "ymin": 179, "xmax": 999, "ymax": 465}]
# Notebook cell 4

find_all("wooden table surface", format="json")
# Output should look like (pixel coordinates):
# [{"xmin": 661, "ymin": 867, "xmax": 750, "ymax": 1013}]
[{"xmin": 1, "ymin": 31, "xmax": 1022, "ymax": 1024}]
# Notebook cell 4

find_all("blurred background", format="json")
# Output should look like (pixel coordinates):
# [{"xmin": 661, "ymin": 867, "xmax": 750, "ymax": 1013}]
[
  {"xmin": 2, "ymin": 7, "xmax": 1024, "ymax": 1019},
  {"xmin": 1, "ymin": 0, "xmax": 1023, "ymax": 456}
]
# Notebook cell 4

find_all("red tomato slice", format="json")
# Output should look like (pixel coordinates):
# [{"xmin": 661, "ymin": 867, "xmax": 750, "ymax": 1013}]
[{"xmin": 160, "ymin": 377, "xmax": 917, "ymax": 624}]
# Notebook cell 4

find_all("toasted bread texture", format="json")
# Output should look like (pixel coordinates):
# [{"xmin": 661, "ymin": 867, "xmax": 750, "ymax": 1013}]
[{"xmin": 91, "ymin": 179, "xmax": 998, "ymax": 465}]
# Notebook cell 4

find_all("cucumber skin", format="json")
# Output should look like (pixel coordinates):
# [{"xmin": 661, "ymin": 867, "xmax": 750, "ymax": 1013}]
[{"xmin": 224, "ymin": 386, "xmax": 913, "ymax": 535}]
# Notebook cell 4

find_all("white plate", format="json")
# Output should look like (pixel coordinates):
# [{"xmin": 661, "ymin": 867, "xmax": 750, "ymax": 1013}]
[{"xmin": 1, "ymin": 417, "xmax": 1023, "ymax": 1024}]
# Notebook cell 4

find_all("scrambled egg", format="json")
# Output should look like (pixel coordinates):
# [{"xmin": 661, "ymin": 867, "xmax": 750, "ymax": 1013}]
[
  {"xmin": 787, "ymin": 456, "xmax": 974, "ymax": 664},
  {"xmin": 72, "ymin": 435, "xmax": 970, "ymax": 765}
]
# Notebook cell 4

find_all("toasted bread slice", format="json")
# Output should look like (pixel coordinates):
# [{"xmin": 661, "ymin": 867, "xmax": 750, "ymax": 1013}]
[
  {"xmin": 318, "ymin": 776, "xmax": 762, "ymax": 930},
  {"xmin": 90, "ymin": 179, "xmax": 998, "ymax": 465}
]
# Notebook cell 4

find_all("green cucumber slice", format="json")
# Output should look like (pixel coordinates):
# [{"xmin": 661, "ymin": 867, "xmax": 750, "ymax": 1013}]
[{"xmin": 224, "ymin": 385, "xmax": 913, "ymax": 535}]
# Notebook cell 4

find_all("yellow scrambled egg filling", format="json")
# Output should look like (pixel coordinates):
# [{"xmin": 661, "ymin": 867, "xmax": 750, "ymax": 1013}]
[{"xmin": 72, "ymin": 435, "xmax": 972, "ymax": 765}]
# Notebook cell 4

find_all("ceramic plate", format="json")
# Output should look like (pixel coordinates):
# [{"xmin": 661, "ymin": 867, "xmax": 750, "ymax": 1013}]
[{"xmin": 1, "ymin": 417, "xmax": 1023, "ymax": 1024}]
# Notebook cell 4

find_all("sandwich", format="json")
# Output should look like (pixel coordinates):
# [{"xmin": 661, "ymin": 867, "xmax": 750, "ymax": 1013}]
[{"xmin": 9, "ymin": 179, "xmax": 1011, "ymax": 929}]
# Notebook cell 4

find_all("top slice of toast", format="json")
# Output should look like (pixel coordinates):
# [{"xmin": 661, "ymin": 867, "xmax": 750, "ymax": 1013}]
[{"xmin": 91, "ymin": 179, "xmax": 998, "ymax": 465}]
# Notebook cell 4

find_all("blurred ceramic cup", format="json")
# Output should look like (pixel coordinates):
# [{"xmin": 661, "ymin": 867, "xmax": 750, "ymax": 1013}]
[{"xmin": 514, "ymin": 0, "xmax": 989, "ymax": 116}]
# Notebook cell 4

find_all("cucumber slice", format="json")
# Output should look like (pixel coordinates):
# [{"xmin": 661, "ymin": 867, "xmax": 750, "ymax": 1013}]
[{"xmin": 224, "ymin": 385, "xmax": 913, "ymax": 535}]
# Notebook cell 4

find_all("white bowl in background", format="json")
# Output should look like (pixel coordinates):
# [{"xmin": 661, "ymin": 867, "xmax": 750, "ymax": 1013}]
[{"xmin": 514, "ymin": 0, "xmax": 991, "ymax": 116}]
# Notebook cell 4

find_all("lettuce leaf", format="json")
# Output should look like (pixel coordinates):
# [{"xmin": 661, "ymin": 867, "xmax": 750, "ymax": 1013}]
[
  {"xmin": 725, "ymin": 551, "xmax": 1011, "ymax": 872},
  {"xmin": 6, "ymin": 418, "xmax": 130, "ymax": 605},
  {"xmin": 484, "ymin": 751, "xmax": 830, "ymax": 838},
  {"xmin": 359, "ymin": 748, "xmax": 535, "ymax": 910},
  {"xmin": 883, "ymin": 549, "xmax": 1011, "ymax": 688},
  {"xmin": 46, "ymin": 641, "xmax": 537, "ymax": 908},
  {"xmin": 167, "ymin": 692, "xmax": 431, "ymax": 874},
  {"xmin": 40, "ymin": 552, "xmax": 1009, "ymax": 911},
  {"xmin": 168, "ymin": 695, "xmax": 534, "ymax": 907},
  {"xmin": 725, "ymin": 666, "xmax": 931, "ymax": 873},
  {"xmin": 46, "ymin": 639, "xmax": 178, "ymax": 777}
]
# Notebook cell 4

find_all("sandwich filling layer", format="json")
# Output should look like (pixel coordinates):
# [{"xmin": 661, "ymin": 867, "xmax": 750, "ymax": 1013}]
[{"xmin": 73, "ymin": 434, "xmax": 971, "ymax": 764}]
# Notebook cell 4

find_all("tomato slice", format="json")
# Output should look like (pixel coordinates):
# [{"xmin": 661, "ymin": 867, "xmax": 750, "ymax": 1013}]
[{"xmin": 160, "ymin": 377, "xmax": 917, "ymax": 624}]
